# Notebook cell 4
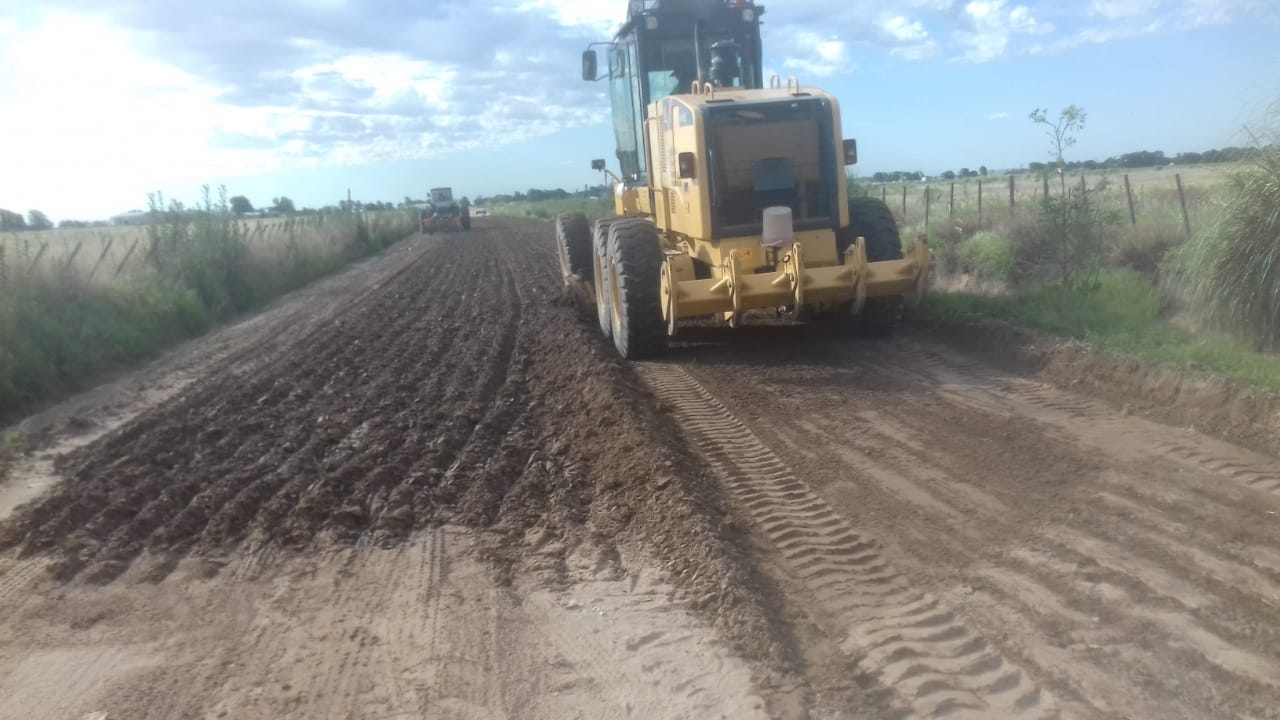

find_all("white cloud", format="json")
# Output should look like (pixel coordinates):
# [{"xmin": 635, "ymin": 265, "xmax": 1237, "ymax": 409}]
[
  {"xmin": 0, "ymin": 6, "xmax": 605, "ymax": 219},
  {"xmin": 891, "ymin": 42, "xmax": 940, "ymax": 60},
  {"xmin": 1089, "ymin": 0, "xmax": 1163, "ymax": 20},
  {"xmin": 2, "ymin": 0, "xmax": 1272, "ymax": 217},
  {"xmin": 954, "ymin": 0, "xmax": 1052, "ymax": 62},
  {"xmin": 878, "ymin": 15, "xmax": 939, "ymax": 58},
  {"xmin": 507, "ymin": 0, "xmax": 626, "ymax": 35},
  {"xmin": 782, "ymin": 32, "xmax": 852, "ymax": 77},
  {"xmin": 0, "ymin": 13, "xmax": 258, "ymax": 218},
  {"xmin": 987, "ymin": 111, "xmax": 1009, "ymax": 120},
  {"xmin": 1178, "ymin": 0, "xmax": 1261, "ymax": 25},
  {"xmin": 880, "ymin": 15, "xmax": 930, "ymax": 42}
]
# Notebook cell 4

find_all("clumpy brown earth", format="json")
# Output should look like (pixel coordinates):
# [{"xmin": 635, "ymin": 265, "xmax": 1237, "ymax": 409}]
[
  {"xmin": 2, "ymin": 217, "xmax": 1279, "ymax": 720},
  {"xmin": 0, "ymin": 222, "xmax": 773, "ymax": 631}
]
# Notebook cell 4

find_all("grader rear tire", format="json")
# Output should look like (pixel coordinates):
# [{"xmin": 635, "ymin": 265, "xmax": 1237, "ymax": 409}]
[
  {"xmin": 592, "ymin": 218, "xmax": 617, "ymax": 339},
  {"xmin": 555, "ymin": 212, "xmax": 592, "ymax": 286},
  {"xmin": 607, "ymin": 219, "xmax": 666, "ymax": 359},
  {"xmin": 839, "ymin": 196, "xmax": 905, "ymax": 337},
  {"xmin": 842, "ymin": 196, "xmax": 904, "ymax": 262}
]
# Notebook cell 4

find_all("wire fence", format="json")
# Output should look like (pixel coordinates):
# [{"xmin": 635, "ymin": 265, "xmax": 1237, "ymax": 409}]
[
  {"xmin": 863, "ymin": 166, "xmax": 1227, "ymax": 238},
  {"xmin": 0, "ymin": 213, "xmax": 392, "ymax": 290}
]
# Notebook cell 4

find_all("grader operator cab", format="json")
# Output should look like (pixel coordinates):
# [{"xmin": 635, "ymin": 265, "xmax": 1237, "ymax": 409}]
[{"xmin": 558, "ymin": 0, "xmax": 930, "ymax": 359}]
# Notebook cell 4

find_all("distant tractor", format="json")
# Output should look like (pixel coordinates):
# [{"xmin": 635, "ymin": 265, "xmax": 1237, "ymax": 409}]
[
  {"xmin": 558, "ymin": 0, "xmax": 930, "ymax": 359},
  {"xmin": 420, "ymin": 187, "xmax": 471, "ymax": 233}
]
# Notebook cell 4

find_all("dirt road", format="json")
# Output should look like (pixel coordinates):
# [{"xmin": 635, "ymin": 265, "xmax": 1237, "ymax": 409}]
[{"xmin": 2, "ymin": 218, "xmax": 1278, "ymax": 719}]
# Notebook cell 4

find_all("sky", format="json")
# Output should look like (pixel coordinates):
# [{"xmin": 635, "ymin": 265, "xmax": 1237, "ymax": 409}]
[{"xmin": 0, "ymin": 0, "xmax": 1277, "ymax": 221}]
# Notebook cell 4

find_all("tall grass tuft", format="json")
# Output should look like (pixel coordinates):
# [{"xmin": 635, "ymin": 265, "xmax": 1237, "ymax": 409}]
[{"xmin": 1168, "ymin": 141, "xmax": 1280, "ymax": 350}]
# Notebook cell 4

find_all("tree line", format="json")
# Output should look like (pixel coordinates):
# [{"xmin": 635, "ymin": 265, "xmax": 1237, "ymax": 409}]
[
  {"xmin": 0, "ymin": 210, "xmax": 54, "ymax": 232},
  {"xmin": 474, "ymin": 184, "xmax": 609, "ymax": 205},
  {"xmin": 868, "ymin": 144, "xmax": 1276, "ymax": 183}
]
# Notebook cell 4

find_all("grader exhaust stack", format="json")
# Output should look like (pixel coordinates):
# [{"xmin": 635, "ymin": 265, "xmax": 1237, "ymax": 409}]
[{"xmin": 557, "ymin": 0, "xmax": 930, "ymax": 359}]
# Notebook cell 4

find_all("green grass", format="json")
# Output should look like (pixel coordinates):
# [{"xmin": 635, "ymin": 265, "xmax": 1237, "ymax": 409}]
[
  {"xmin": 1166, "ymin": 143, "xmax": 1280, "ymax": 350},
  {"xmin": 487, "ymin": 196, "xmax": 612, "ymax": 222},
  {"xmin": 958, "ymin": 231, "xmax": 1015, "ymax": 283},
  {"xmin": 922, "ymin": 269, "xmax": 1280, "ymax": 392}
]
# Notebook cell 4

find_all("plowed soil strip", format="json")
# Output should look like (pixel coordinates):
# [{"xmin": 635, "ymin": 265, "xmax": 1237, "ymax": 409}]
[
  {"xmin": 639, "ymin": 362, "xmax": 1056, "ymax": 719},
  {"xmin": 0, "ymin": 220, "xmax": 791, "ymax": 718}
]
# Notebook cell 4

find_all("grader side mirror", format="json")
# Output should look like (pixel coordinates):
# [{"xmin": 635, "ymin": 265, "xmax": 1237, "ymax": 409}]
[
  {"xmin": 591, "ymin": 159, "xmax": 607, "ymax": 171},
  {"xmin": 582, "ymin": 50, "xmax": 599, "ymax": 82}
]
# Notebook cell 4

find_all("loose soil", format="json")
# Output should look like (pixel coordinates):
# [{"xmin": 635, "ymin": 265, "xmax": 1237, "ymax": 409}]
[
  {"xmin": 2, "ymin": 217, "xmax": 1278, "ymax": 719},
  {"xmin": 664, "ymin": 322, "xmax": 1280, "ymax": 719}
]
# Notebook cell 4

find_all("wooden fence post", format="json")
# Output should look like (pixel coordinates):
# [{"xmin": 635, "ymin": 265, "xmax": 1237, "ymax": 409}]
[
  {"xmin": 63, "ymin": 240, "xmax": 85, "ymax": 272},
  {"xmin": 978, "ymin": 178, "xmax": 983, "ymax": 227},
  {"xmin": 88, "ymin": 237, "xmax": 116, "ymax": 279},
  {"xmin": 1175, "ymin": 173, "xmax": 1192, "ymax": 240},
  {"xmin": 115, "ymin": 238, "xmax": 141, "ymax": 277},
  {"xmin": 28, "ymin": 241, "xmax": 48, "ymax": 272},
  {"xmin": 948, "ymin": 182, "xmax": 956, "ymax": 218},
  {"xmin": 1042, "ymin": 172, "xmax": 1049, "ymax": 199},
  {"xmin": 901, "ymin": 185, "xmax": 908, "ymax": 223},
  {"xmin": 881, "ymin": 185, "xmax": 886, "ymax": 203},
  {"xmin": 924, "ymin": 186, "xmax": 931, "ymax": 228},
  {"xmin": 1008, "ymin": 174, "xmax": 1015, "ymax": 212},
  {"xmin": 0, "ymin": 244, "xmax": 6, "ymax": 289},
  {"xmin": 1123, "ymin": 174, "xmax": 1136, "ymax": 225}
]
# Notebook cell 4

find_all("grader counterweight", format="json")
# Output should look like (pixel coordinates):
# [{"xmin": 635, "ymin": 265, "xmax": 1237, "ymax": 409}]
[{"xmin": 557, "ymin": 0, "xmax": 930, "ymax": 359}]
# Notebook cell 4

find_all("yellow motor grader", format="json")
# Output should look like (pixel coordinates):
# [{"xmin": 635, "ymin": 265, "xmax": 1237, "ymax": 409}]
[{"xmin": 557, "ymin": 0, "xmax": 929, "ymax": 359}]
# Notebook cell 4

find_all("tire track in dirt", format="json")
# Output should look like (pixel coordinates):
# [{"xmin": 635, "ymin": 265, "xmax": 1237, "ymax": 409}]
[
  {"xmin": 677, "ymin": 330, "xmax": 1280, "ymax": 719},
  {"xmin": 639, "ymin": 362, "xmax": 1055, "ymax": 719},
  {"xmin": 911, "ymin": 346, "xmax": 1280, "ymax": 497}
]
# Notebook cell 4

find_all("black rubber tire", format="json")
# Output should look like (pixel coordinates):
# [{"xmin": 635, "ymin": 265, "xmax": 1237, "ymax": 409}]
[
  {"xmin": 840, "ymin": 196, "xmax": 904, "ymax": 262},
  {"xmin": 607, "ymin": 219, "xmax": 666, "ymax": 359},
  {"xmin": 555, "ymin": 212, "xmax": 592, "ymax": 285},
  {"xmin": 592, "ymin": 218, "xmax": 617, "ymax": 338},
  {"xmin": 836, "ymin": 197, "xmax": 905, "ymax": 336}
]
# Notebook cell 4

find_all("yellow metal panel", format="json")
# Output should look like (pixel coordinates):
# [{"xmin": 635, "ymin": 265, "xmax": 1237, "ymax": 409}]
[
  {"xmin": 636, "ymin": 189, "xmax": 654, "ymax": 216},
  {"xmin": 827, "ymin": 95, "xmax": 850, "ymax": 229},
  {"xmin": 613, "ymin": 182, "xmax": 626, "ymax": 216},
  {"xmin": 617, "ymin": 185, "xmax": 642, "ymax": 216},
  {"xmin": 664, "ymin": 97, "xmax": 709, "ymax": 240},
  {"xmin": 673, "ymin": 278, "xmax": 730, "ymax": 317},
  {"xmin": 865, "ymin": 239, "xmax": 931, "ymax": 303}
]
